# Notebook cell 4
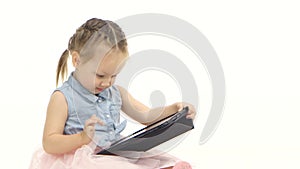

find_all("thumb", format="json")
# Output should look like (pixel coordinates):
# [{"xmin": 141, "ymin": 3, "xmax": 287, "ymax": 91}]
[
  {"xmin": 90, "ymin": 114, "xmax": 105, "ymax": 126},
  {"xmin": 176, "ymin": 102, "xmax": 183, "ymax": 111}
]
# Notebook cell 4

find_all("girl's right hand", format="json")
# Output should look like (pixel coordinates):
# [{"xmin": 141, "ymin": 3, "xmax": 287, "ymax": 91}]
[{"xmin": 82, "ymin": 114, "xmax": 105, "ymax": 143}]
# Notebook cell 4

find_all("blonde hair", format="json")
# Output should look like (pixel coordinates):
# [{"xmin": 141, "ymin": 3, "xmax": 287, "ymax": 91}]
[{"xmin": 56, "ymin": 18, "xmax": 128, "ymax": 86}]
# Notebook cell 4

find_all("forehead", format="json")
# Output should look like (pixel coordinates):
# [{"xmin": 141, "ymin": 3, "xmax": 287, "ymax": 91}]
[{"xmin": 88, "ymin": 50, "xmax": 127, "ymax": 75}]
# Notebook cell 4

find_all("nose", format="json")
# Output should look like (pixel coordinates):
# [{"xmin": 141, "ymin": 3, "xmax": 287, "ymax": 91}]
[{"xmin": 100, "ymin": 78, "xmax": 112, "ymax": 87}]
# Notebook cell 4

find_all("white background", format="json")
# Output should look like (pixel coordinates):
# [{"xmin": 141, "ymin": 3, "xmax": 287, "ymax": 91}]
[{"xmin": 0, "ymin": 0, "xmax": 299, "ymax": 168}]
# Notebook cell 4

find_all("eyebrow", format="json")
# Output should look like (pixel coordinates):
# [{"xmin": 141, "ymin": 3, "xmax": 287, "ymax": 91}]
[{"xmin": 95, "ymin": 72, "xmax": 118, "ymax": 76}]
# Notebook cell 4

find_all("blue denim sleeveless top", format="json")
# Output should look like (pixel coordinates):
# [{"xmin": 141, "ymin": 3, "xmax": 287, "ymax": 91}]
[{"xmin": 55, "ymin": 73, "xmax": 127, "ymax": 147}]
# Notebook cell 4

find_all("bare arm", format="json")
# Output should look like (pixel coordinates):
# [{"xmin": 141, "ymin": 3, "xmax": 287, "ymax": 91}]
[
  {"xmin": 117, "ymin": 86, "xmax": 195, "ymax": 125},
  {"xmin": 42, "ymin": 91, "xmax": 92, "ymax": 155}
]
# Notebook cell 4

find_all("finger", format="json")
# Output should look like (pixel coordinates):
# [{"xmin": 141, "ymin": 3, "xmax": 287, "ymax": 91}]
[
  {"xmin": 85, "ymin": 126, "xmax": 95, "ymax": 138},
  {"xmin": 86, "ymin": 125, "xmax": 95, "ymax": 133},
  {"xmin": 90, "ymin": 114, "xmax": 98, "ymax": 121},
  {"xmin": 90, "ymin": 114, "xmax": 105, "ymax": 126},
  {"xmin": 85, "ymin": 118, "xmax": 98, "ymax": 126},
  {"xmin": 97, "ymin": 118, "xmax": 105, "ymax": 126},
  {"xmin": 186, "ymin": 114, "xmax": 195, "ymax": 120},
  {"xmin": 177, "ymin": 103, "xmax": 183, "ymax": 111},
  {"xmin": 187, "ymin": 110, "xmax": 196, "ymax": 119},
  {"xmin": 87, "ymin": 114, "xmax": 99, "ymax": 123}
]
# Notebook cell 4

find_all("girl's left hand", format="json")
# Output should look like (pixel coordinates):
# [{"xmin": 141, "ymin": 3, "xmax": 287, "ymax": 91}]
[{"xmin": 175, "ymin": 102, "xmax": 196, "ymax": 120}]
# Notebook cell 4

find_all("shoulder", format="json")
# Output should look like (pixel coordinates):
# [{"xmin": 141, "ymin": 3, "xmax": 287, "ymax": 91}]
[
  {"xmin": 55, "ymin": 81, "xmax": 71, "ymax": 94},
  {"xmin": 48, "ymin": 91, "xmax": 68, "ymax": 109},
  {"xmin": 46, "ymin": 91, "xmax": 68, "ymax": 118},
  {"xmin": 51, "ymin": 90, "xmax": 66, "ymax": 102},
  {"xmin": 114, "ymin": 85, "xmax": 134, "ymax": 104},
  {"xmin": 114, "ymin": 85, "xmax": 130, "ymax": 100},
  {"xmin": 54, "ymin": 81, "xmax": 73, "ymax": 104},
  {"xmin": 115, "ymin": 85, "xmax": 127, "ymax": 94},
  {"xmin": 52, "ymin": 81, "xmax": 70, "ymax": 103}
]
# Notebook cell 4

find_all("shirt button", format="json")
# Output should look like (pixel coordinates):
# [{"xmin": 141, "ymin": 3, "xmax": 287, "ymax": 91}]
[{"xmin": 106, "ymin": 114, "xmax": 110, "ymax": 118}]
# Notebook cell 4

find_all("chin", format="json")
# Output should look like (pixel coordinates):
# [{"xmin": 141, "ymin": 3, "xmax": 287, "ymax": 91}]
[{"xmin": 94, "ymin": 89, "xmax": 103, "ymax": 94}]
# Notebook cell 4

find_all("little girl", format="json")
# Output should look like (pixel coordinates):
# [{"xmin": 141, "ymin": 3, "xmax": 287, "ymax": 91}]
[{"xmin": 30, "ymin": 18, "xmax": 196, "ymax": 169}]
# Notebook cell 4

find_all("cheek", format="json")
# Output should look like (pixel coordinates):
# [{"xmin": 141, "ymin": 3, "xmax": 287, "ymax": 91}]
[
  {"xmin": 82, "ymin": 75, "xmax": 97, "ymax": 89},
  {"xmin": 94, "ymin": 78, "xmax": 102, "ymax": 86}
]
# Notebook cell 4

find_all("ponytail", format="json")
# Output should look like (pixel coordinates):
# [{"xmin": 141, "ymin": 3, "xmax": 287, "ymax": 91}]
[{"xmin": 56, "ymin": 49, "xmax": 69, "ymax": 86}]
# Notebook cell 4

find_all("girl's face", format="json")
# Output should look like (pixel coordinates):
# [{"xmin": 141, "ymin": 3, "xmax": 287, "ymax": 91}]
[{"xmin": 74, "ymin": 50, "xmax": 127, "ymax": 94}]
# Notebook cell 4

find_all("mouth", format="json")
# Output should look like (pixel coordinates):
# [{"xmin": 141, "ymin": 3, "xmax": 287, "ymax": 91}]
[{"xmin": 96, "ymin": 87, "xmax": 103, "ymax": 92}]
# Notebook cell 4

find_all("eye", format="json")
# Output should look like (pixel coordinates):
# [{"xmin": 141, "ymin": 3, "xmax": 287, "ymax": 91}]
[{"xmin": 96, "ymin": 74, "xmax": 105, "ymax": 78}]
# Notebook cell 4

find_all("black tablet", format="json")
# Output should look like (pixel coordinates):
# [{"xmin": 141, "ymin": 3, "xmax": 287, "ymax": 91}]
[{"xmin": 96, "ymin": 106, "xmax": 194, "ymax": 156}]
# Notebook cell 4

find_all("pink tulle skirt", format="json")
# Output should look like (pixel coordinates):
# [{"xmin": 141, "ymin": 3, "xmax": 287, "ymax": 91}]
[{"xmin": 29, "ymin": 145, "xmax": 180, "ymax": 169}]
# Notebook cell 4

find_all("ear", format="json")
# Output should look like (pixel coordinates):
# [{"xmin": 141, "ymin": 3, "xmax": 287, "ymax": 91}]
[{"xmin": 71, "ymin": 51, "xmax": 81, "ymax": 67}]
